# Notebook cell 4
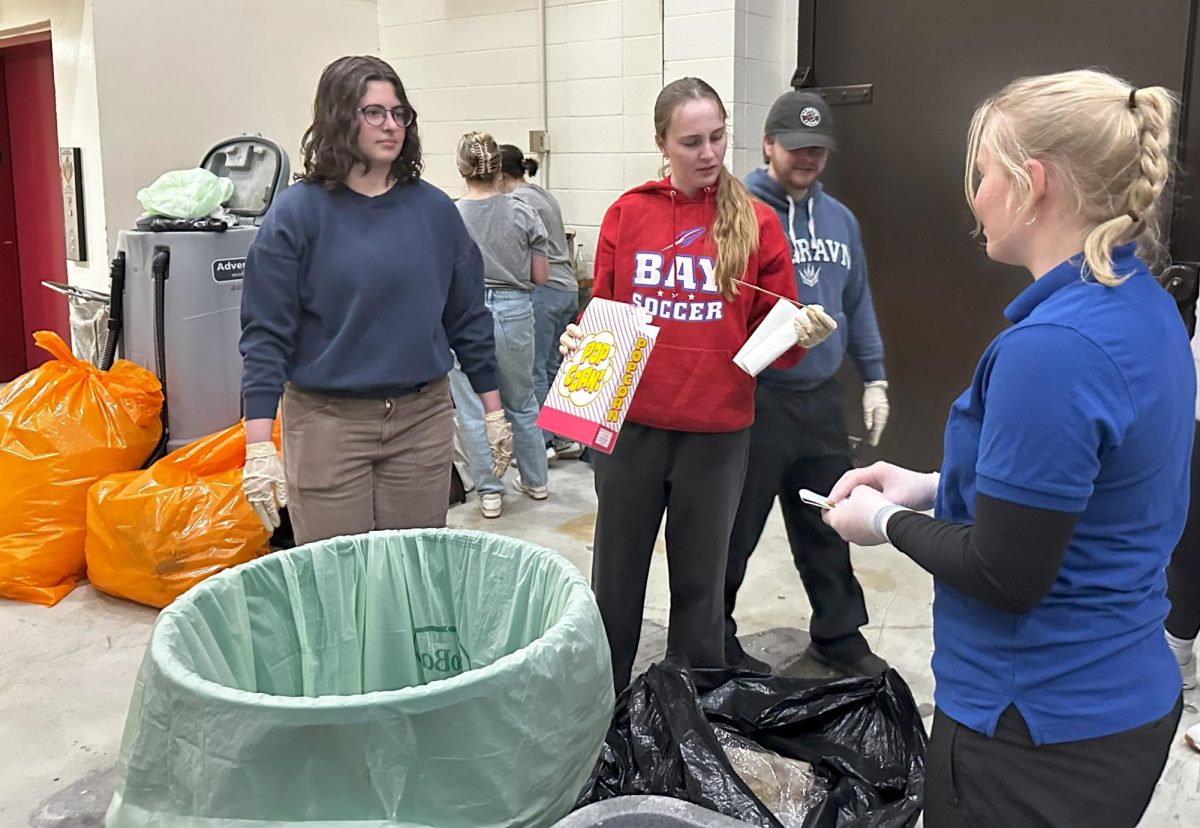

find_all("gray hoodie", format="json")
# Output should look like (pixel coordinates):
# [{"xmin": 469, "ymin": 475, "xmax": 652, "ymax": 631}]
[{"xmin": 744, "ymin": 167, "xmax": 885, "ymax": 390}]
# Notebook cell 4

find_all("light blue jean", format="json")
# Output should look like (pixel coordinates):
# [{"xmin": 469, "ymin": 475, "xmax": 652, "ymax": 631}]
[
  {"xmin": 533, "ymin": 285, "xmax": 579, "ymax": 404},
  {"xmin": 449, "ymin": 289, "xmax": 549, "ymax": 495},
  {"xmin": 533, "ymin": 284, "xmax": 579, "ymax": 443}
]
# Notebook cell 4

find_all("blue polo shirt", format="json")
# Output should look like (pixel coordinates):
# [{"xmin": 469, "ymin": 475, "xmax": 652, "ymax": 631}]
[{"xmin": 934, "ymin": 244, "xmax": 1194, "ymax": 745}]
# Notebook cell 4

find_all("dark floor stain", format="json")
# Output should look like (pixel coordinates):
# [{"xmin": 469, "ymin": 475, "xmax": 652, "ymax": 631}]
[
  {"xmin": 855, "ymin": 568, "xmax": 898, "ymax": 593},
  {"xmin": 557, "ymin": 512, "xmax": 596, "ymax": 541}
]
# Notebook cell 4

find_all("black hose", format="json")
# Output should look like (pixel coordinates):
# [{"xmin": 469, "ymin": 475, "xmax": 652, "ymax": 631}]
[
  {"xmin": 143, "ymin": 247, "xmax": 171, "ymax": 467},
  {"xmin": 98, "ymin": 251, "xmax": 125, "ymax": 371}
]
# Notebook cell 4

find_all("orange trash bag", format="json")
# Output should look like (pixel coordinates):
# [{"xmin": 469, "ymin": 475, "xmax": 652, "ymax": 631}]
[
  {"xmin": 0, "ymin": 331, "xmax": 163, "ymax": 606},
  {"xmin": 86, "ymin": 420, "xmax": 281, "ymax": 608}
]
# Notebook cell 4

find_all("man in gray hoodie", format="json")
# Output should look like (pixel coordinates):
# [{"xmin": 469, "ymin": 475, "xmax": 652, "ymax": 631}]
[{"xmin": 726, "ymin": 90, "xmax": 890, "ymax": 676}]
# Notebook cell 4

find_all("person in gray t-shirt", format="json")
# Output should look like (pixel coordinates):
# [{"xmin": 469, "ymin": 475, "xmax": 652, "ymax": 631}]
[
  {"xmin": 499, "ymin": 145, "xmax": 585, "ymax": 461},
  {"xmin": 449, "ymin": 131, "xmax": 551, "ymax": 519},
  {"xmin": 456, "ymin": 192, "xmax": 548, "ymax": 291}
]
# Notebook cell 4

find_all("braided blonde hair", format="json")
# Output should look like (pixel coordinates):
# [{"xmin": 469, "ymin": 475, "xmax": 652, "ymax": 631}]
[
  {"xmin": 456, "ymin": 131, "xmax": 501, "ymax": 182},
  {"xmin": 964, "ymin": 69, "xmax": 1176, "ymax": 286}
]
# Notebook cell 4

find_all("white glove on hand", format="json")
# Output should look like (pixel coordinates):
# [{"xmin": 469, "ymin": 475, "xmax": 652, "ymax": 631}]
[
  {"xmin": 243, "ymin": 441, "xmax": 286, "ymax": 531},
  {"xmin": 484, "ymin": 410, "xmax": 514, "ymax": 479},
  {"xmin": 793, "ymin": 304, "xmax": 838, "ymax": 348},
  {"xmin": 862, "ymin": 381, "xmax": 890, "ymax": 446},
  {"xmin": 822, "ymin": 485, "xmax": 906, "ymax": 546},
  {"xmin": 559, "ymin": 323, "xmax": 584, "ymax": 357},
  {"xmin": 828, "ymin": 461, "xmax": 939, "ymax": 512}
]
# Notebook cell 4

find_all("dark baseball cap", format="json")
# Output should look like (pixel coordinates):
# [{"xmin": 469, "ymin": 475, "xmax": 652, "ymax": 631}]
[{"xmin": 764, "ymin": 90, "xmax": 836, "ymax": 151}]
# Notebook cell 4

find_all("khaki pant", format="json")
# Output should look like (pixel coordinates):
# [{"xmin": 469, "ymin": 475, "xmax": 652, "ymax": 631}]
[{"xmin": 281, "ymin": 377, "xmax": 454, "ymax": 545}]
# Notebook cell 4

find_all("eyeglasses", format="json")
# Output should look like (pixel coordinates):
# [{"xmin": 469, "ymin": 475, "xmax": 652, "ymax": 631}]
[{"xmin": 358, "ymin": 105, "xmax": 414, "ymax": 128}]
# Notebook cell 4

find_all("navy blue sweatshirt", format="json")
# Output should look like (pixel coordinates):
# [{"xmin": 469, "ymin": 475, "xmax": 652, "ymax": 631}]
[
  {"xmin": 744, "ymin": 168, "xmax": 885, "ymax": 390},
  {"xmin": 240, "ymin": 180, "xmax": 497, "ymax": 420}
]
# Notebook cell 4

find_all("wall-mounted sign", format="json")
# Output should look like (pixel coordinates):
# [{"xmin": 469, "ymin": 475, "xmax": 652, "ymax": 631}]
[{"xmin": 59, "ymin": 147, "xmax": 86, "ymax": 262}]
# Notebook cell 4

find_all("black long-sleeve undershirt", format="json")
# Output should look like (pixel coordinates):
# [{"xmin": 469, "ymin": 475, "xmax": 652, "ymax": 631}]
[{"xmin": 885, "ymin": 494, "xmax": 1079, "ymax": 614}]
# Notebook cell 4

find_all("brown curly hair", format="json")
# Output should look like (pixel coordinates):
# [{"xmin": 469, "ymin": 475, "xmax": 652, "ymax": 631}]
[{"xmin": 298, "ymin": 55, "xmax": 423, "ymax": 188}]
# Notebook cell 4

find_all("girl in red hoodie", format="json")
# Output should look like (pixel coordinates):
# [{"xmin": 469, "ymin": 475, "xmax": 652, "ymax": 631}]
[{"xmin": 562, "ymin": 77, "xmax": 838, "ymax": 691}]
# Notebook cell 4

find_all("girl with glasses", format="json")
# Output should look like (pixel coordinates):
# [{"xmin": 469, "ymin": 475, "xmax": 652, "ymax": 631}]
[{"xmin": 238, "ymin": 55, "xmax": 512, "ymax": 543}]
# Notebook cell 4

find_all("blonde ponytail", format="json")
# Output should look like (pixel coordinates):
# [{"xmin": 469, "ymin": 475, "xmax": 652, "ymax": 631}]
[
  {"xmin": 965, "ymin": 70, "xmax": 1177, "ymax": 286},
  {"xmin": 1081, "ymin": 86, "xmax": 1175, "ymax": 285},
  {"xmin": 712, "ymin": 166, "xmax": 759, "ymax": 299}
]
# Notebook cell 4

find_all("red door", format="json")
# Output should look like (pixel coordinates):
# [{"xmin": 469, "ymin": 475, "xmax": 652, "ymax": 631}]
[
  {"xmin": 2, "ymin": 39, "xmax": 68, "ymax": 375},
  {"xmin": 0, "ymin": 57, "xmax": 24, "ymax": 379}
]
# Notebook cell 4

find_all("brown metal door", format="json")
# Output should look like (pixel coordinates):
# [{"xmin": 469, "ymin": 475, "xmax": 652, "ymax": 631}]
[{"xmin": 804, "ymin": 0, "xmax": 1194, "ymax": 468}]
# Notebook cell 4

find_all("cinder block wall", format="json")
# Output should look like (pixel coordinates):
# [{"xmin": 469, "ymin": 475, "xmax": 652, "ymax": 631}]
[{"xmin": 379, "ymin": 0, "xmax": 796, "ymax": 270}]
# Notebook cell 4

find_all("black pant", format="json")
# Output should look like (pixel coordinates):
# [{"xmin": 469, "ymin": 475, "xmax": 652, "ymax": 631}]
[
  {"xmin": 1166, "ymin": 420, "xmax": 1200, "ymax": 639},
  {"xmin": 725, "ymin": 380, "xmax": 870, "ymax": 658},
  {"xmin": 924, "ymin": 699, "xmax": 1182, "ymax": 828},
  {"xmin": 592, "ymin": 423, "xmax": 750, "ymax": 692}
]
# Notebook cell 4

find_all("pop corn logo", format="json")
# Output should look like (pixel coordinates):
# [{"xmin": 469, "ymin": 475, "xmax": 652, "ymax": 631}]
[{"xmin": 557, "ymin": 331, "xmax": 617, "ymax": 406}]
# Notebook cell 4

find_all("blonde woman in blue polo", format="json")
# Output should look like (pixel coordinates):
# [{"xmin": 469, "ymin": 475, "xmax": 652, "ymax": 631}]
[{"xmin": 825, "ymin": 70, "xmax": 1194, "ymax": 827}]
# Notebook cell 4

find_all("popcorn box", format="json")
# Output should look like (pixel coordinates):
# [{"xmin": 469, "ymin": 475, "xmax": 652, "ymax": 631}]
[{"xmin": 536, "ymin": 298, "xmax": 659, "ymax": 454}]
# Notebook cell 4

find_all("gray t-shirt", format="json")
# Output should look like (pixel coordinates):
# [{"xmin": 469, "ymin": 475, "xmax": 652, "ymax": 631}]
[
  {"xmin": 513, "ymin": 182, "xmax": 577, "ymax": 293},
  {"xmin": 455, "ymin": 194, "xmax": 549, "ymax": 291}
]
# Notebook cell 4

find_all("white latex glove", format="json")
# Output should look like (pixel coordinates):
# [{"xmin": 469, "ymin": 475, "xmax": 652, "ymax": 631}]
[
  {"xmin": 828, "ymin": 461, "xmax": 939, "ymax": 512},
  {"xmin": 822, "ymin": 485, "xmax": 906, "ymax": 546},
  {"xmin": 793, "ymin": 304, "xmax": 838, "ymax": 348},
  {"xmin": 862, "ymin": 381, "xmax": 890, "ymax": 446},
  {"xmin": 484, "ymin": 410, "xmax": 514, "ymax": 479},
  {"xmin": 243, "ymin": 441, "xmax": 286, "ymax": 531},
  {"xmin": 559, "ymin": 323, "xmax": 584, "ymax": 357}
]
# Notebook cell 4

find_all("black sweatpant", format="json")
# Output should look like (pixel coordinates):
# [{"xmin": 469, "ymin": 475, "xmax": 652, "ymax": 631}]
[
  {"xmin": 591, "ymin": 422, "xmax": 750, "ymax": 692},
  {"xmin": 924, "ymin": 699, "xmax": 1182, "ymax": 828},
  {"xmin": 1165, "ymin": 420, "xmax": 1200, "ymax": 639},
  {"xmin": 725, "ymin": 379, "xmax": 870, "ymax": 658}
]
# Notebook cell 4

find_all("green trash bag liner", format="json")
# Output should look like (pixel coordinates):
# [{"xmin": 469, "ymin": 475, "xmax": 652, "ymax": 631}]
[
  {"xmin": 105, "ymin": 529, "xmax": 614, "ymax": 827},
  {"xmin": 136, "ymin": 168, "xmax": 235, "ymax": 219}
]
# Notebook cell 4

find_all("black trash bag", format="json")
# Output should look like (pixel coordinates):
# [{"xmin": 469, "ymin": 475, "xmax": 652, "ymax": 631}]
[{"xmin": 576, "ymin": 663, "xmax": 926, "ymax": 828}]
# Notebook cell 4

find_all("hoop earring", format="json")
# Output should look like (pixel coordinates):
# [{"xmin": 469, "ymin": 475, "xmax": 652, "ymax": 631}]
[{"xmin": 1023, "ymin": 209, "xmax": 1038, "ymax": 226}]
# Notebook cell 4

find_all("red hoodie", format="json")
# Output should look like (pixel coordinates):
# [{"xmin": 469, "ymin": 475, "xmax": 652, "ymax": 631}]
[{"xmin": 593, "ymin": 177, "xmax": 803, "ymax": 433}]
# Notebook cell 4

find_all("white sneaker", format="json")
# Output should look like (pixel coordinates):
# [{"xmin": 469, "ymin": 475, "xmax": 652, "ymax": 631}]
[
  {"xmin": 513, "ymin": 474, "xmax": 548, "ymax": 500},
  {"xmin": 1186, "ymin": 721, "xmax": 1200, "ymax": 753},
  {"xmin": 551, "ymin": 439, "xmax": 585, "ymax": 460},
  {"xmin": 479, "ymin": 493, "xmax": 502, "ymax": 518},
  {"xmin": 546, "ymin": 445, "xmax": 558, "ymax": 464},
  {"xmin": 1181, "ymin": 653, "xmax": 1197, "ymax": 691}
]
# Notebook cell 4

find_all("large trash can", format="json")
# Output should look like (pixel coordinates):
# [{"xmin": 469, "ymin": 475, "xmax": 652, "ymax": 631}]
[{"xmin": 106, "ymin": 529, "xmax": 614, "ymax": 827}]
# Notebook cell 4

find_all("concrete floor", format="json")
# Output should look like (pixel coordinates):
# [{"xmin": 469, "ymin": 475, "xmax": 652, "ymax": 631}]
[{"xmin": 3, "ymin": 458, "xmax": 1198, "ymax": 825}]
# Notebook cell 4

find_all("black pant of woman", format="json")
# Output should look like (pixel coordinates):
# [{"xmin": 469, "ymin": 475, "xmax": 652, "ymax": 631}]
[
  {"xmin": 924, "ymin": 699, "xmax": 1182, "ymax": 828},
  {"xmin": 591, "ymin": 423, "xmax": 750, "ymax": 692},
  {"xmin": 1166, "ymin": 421, "xmax": 1200, "ymax": 641}
]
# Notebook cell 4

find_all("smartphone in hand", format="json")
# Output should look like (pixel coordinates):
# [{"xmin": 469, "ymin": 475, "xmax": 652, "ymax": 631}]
[{"xmin": 799, "ymin": 488, "xmax": 835, "ymax": 510}]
